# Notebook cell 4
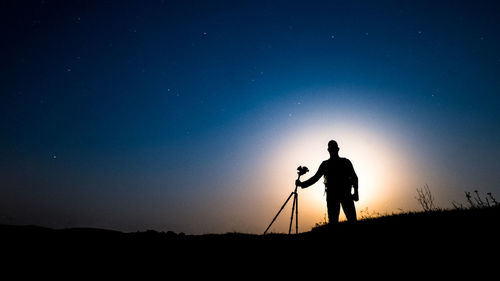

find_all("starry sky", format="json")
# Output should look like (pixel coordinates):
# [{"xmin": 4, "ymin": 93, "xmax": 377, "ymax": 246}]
[{"xmin": 1, "ymin": 0, "xmax": 500, "ymax": 234}]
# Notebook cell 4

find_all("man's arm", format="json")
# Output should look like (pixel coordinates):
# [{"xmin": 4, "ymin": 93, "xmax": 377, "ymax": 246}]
[{"xmin": 296, "ymin": 162, "xmax": 324, "ymax": 189}]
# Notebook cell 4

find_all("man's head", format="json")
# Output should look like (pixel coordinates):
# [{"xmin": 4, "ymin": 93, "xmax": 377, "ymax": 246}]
[{"xmin": 328, "ymin": 140, "xmax": 339, "ymax": 156}]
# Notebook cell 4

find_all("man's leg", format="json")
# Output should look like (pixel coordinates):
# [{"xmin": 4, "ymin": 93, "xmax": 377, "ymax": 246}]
[
  {"xmin": 326, "ymin": 193, "xmax": 341, "ymax": 224},
  {"xmin": 341, "ymin": 198, "xmax": 357, "ymax": 222}
]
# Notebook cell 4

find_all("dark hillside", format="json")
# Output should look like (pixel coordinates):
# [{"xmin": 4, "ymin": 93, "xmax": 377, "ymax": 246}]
[{"xmin": 2, "ymin": 206, "xmax": 498, "ymax": 271}]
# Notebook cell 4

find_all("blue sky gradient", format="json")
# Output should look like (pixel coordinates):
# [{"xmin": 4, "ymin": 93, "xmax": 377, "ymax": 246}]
[{"xmin": 1, "ymin": 0, "xmax": 500, "ymax": 233}]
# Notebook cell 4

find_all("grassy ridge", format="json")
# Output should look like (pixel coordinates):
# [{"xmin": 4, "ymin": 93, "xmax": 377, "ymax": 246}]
[
  {"xmin": 307, "ymin": 206, "xmax": 500, "ymax": 241},
  {"xmin": 2, "ymin": 206, "xmax": 498, "ymax": 273},
  {"xmin": 2, "ymin": 205, "xmax": 498, "ymax": 243}
]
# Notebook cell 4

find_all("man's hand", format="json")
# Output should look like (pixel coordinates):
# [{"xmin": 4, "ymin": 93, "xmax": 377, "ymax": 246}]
[
  {"xmin": 295, "ymin": 179, "xmax": 303, "ymax": 188},
  {"xmin": 352, "ymin": 191, "xmax": 359, "ymax": 202}
]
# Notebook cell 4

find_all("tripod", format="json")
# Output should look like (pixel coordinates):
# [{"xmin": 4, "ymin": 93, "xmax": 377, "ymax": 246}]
[{"xmin": 264, "ymin": 173, "xmax": 304, "ymax": 235}]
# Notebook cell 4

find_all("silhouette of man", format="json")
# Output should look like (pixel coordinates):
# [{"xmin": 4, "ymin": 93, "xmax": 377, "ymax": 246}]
[{"xmin": 296, "ymin": 140, "xmax": 359, "ymax": 224}]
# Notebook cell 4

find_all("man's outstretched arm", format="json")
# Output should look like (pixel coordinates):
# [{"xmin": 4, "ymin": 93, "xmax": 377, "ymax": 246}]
[{"xmin": 296, "ymin": 163, "xmax": 324, "ymax": 189}]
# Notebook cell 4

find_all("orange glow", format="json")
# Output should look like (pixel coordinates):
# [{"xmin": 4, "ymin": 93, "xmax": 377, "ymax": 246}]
[{"xmin": 256, "ymin": 117, "xmax": 415, "ymax": 233}]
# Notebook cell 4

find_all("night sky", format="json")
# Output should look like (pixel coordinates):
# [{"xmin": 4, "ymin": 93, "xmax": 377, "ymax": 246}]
[{"xmin": 2, "ymin": 0, "xmax": 500, "ymax": 234}]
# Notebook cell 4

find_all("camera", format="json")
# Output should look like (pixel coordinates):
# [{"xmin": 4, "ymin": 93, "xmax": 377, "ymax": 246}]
[{"xmin": 297, "ymin": 166, "xmax": 309, "ymax": 176}]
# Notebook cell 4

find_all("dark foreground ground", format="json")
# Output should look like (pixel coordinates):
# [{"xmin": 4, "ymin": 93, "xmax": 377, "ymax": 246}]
[{"xmin": 2, "ymin": 207, "xmax": 499, "ymax": 275}]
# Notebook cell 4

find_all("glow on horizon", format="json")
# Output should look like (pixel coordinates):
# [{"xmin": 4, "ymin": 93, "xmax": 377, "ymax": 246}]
[{"xmin": 249, "ymin": 102, "xmax": 419, "ymax": 233}]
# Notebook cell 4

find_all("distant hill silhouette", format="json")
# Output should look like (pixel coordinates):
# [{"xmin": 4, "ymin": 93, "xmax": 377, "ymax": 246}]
[
  {"xmin": 3, "ymin": 206, "xmax": 498, "ymax": 272},
  {"xmin": 3, "ymin": 206, "xmax": 499, "ymax": 244}
]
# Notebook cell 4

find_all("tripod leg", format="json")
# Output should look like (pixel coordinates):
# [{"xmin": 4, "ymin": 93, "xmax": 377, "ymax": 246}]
[
  {"xmin": 288, "ymin": 192, "xmax": 296, "ymax": 234},
  {"xmin": 295, "ymin": 192, "xmax": 299, "ymax": 234},
  {"xmin": 264, "ymin": 192, "xmax": 294, "ymax": 234}
]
